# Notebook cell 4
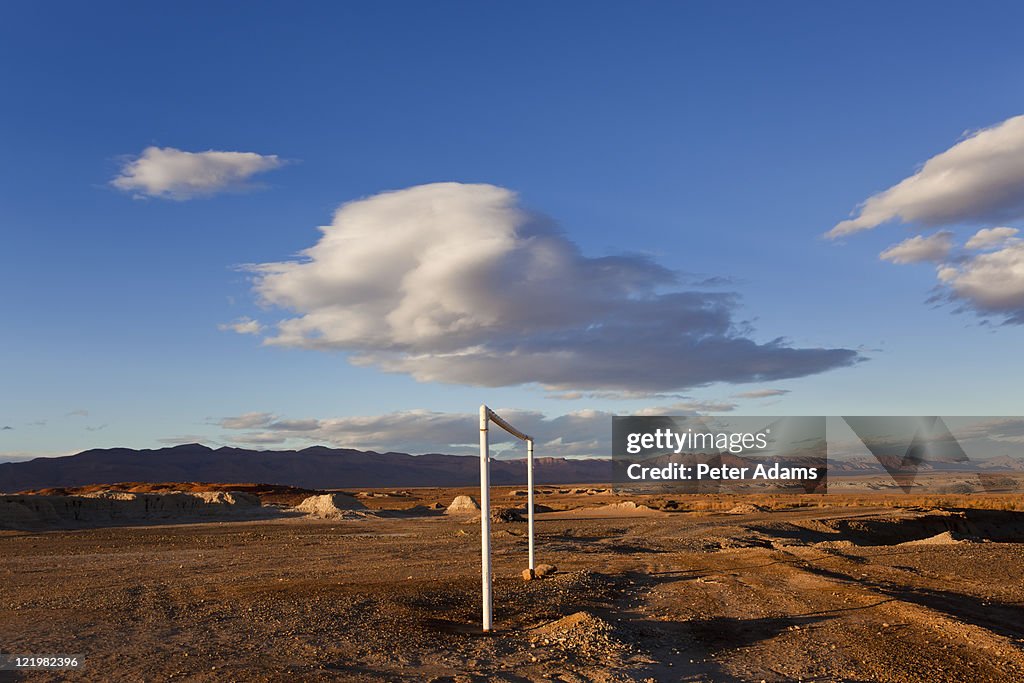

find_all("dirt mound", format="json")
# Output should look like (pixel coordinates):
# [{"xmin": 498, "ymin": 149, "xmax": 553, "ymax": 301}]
[
  {"xmin": 529, "ymin": 610, "xmax": 630, "ymax": 656},
  {"xmin": 25, "ymin": 482, "xmax": 319, "ymax": 506},
  {"xmin": 78, "ymin": 490, "xmax": 261, "ymax": 510},
  {"xmin": 727, "ymin": 503, "xmax": 769, "ymax": 514},
  {"xmin": 823, "ymin": 511, "xmax": 969, "ymax": 546},
  {"xmin": 445, "ymin": 495, "xmax": 480, "ymax": 515},
  {"xmin": 900, "ymin": 531, "xmax": 964, "ymax": 545},
  {"xmin": 0, "ymin": 499, "xmax": 50, "ymax": 527},
  {"xmin": 491, "ymin": 507, "xmax": 524, "ymax": 522},
  {"xmin": 296, "ymin": 493, "xmax": 368, "ymax": 518},
  {"xmin": 0, "ymin": 491, "xmax": 267, "ymax": 530},
  {"xmin": 541, "ymin": 500, "xmax": 664, "ymax": 519},
  {"xmin": 604, "ymin": 501, "xmax": 653, "ymax": 512},
  {"xmin": 196, "ymin": 491, "xmax": 260, "ymax": 506}
]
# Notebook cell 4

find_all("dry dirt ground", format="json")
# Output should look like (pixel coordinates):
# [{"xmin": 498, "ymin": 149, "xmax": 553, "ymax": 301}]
[{"xmin": 2, "ymin": 487, "xmax": 1024, "ymax": 682}]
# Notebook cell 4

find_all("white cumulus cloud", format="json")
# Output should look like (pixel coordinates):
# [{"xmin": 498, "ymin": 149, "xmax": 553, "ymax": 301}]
[
  {"xmin": 240, "ymin": 182, "xmax": 859, "ymax": 393},
  {"xmin": 965, "ymin": 226, "xmax": 1020, "ymax": 250},
  {"xmin": 827, "ymin": 114, "xmax": 1024, "ymax": 324},
  {"xmin": 112, "ymin": 146, "xmax": 285, "ymax": 199},
  {"xmin": 936, "ymin": 241, "xmax": 1024, "ymax": 324},
  {"xmin": 828, "ymin": 115, "xmax": 1024, "ymax": 238},
  {"xmin": 879, "ymin": 231, "xmax": 954, "ymax": 264}
]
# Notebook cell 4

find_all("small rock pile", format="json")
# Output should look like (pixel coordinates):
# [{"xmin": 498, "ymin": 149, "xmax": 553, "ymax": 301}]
[
  {"xmin": 529, "ymin": 610, "xmax": 631, "ymax": 657},
  {"xmin": 491, "ymin": 507, "xmax": 524, "ymax": 523},
  {"xmin": 522, "ymin": 563, "xmax": 557, "ymax": 581},
  {"xmin": 726, "ymin": 503, "xmax": 768, "ymax": 514},
  {"xmin": 604, "ymin": 501, "xmax": 654, "ymax": 512}
]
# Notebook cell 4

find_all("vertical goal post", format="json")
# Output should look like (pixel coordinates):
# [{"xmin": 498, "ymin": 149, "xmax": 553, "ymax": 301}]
[{"xmin": 478, "ymin": 404, "xmax": 536, "ymax": 632}]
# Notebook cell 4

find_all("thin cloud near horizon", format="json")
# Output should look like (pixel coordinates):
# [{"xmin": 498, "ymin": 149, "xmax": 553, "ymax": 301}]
[{"xmin": 212, "ymin": 401, "xmax": 738, "ymax": 458}]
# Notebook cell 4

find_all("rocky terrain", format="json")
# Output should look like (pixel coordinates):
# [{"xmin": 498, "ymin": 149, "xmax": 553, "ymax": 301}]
[
  {"xmin": 0, "ymin": 490, "xmax": 274, "ymax": 529},
  {"xmin": 1, "ymin": 485, "xmax": 1023, "ymax": 681}
]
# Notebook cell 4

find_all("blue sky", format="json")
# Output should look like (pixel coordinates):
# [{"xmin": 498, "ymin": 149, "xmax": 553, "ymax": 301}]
[{"xmin": 2, "ymin": 1, "xmax": 1024, "ymax": 460}]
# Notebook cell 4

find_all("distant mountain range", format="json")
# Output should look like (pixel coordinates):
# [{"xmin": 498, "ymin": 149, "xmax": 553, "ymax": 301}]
[
  {"xmin": 2, "ymin": 444, "xmax": 1022, "ymax": 493},
  {"xmin": 828, "ymin": 455, "xmax": 1024, "ymax": 473},
  {"xmin": 976, "ymin": 455, "xmax": 1024, "ymax": 471},
  {"xmin": 0, "ymin": 444, "xmax": 613, "ymax": 492}
]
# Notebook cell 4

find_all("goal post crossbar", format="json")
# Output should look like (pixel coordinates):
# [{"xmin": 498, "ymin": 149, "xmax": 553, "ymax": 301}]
[
  {"xmin": 484, "ymin": 407, "xmax": 531, "ymax": 442},
  {"xmin": 479, "ymin": 404, "xmax": 536, "ymax": 632}
]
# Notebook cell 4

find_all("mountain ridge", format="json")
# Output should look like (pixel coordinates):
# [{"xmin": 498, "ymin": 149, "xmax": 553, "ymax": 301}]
[
  {"xmin": 3, "ymin": 445, "xmax": 1022, "ymax": 493},
  {"xmin": 0, "ymin": 443, "xmax": 612, "ymax": 492}
]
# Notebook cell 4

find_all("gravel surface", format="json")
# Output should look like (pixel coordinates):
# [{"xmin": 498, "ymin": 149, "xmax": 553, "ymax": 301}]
[{"xmin": 2, "ymin": 496, "xmax": 1023, "ymax": 681}]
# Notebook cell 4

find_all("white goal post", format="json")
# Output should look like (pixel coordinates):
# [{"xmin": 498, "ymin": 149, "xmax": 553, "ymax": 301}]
[{"xmin": 479, "ymin": 404, "xmax": 536, "ymax": 632}]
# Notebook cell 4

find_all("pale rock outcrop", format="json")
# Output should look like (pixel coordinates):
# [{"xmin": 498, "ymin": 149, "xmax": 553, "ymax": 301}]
[{"xmin": 445, "ymin": 495, "xmax": 480, "ymax": 515}]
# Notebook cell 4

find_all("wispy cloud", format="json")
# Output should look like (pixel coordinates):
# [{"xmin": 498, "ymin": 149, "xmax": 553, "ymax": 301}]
[
  {"xmin": 0, "ymin": 451, "xmax": 47, "ymax": 463},
  {"xmin": 219, "ymin": 412, "xmax": 319, "ymax": 432},
  {"xmin": 731, "ymin": 389, "xmax": 790, "ymax": 399},
  {"xmin": 965, "ymin": 226, "xmax": 1019, "ymax": 250},
  {"xmin": 112, "ymin": 146, "xmax": 285, "ymax": 199},
  {"xmin": 156, "ymin": 435, "xmax": 220, "ymax": 446},
  {"xmin": 829, "ymin": 115, "xmax": 1024, "ymax": 325},
  {"xmin": 544, "ymin": 390, "xmax": 733, "ymax": 406},
  {"xmin": 879, "ymin": 232, "xmax": 954, "ymax": 264},
  {"xmin": 828, "ymin": 115, "xmax": 1024, "ymax": 238},
  {"xmin": 216, "ymin": 401, "xmax": 734, "ymax": 457},
  {"xmin": 218, "ymin": 317, "xmax": 263, "ymax": 335},
  {"xmin": 233, "ymin": 182, "xmax": 859, "ymax": 394}
]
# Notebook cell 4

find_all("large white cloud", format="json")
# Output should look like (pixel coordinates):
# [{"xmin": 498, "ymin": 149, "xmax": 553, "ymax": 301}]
[
  {"xmin": 112, "ymin": 146, "xmax": 285, "ymax": 199},
  {"xmin": 827, "ymin": 114, "xmax": 1024, "ymax": 323},
  {"xmin": 937, "ymin": 241, "xmax": 1024, "ymax": 323},
  {"xmin": 216, "ymin": 401, "xmax": 736, "ymax": 457},
  {"xmin": 243, "ymin": 182, "xmax": 858, "ymax": 393},
  {"xmin": 828, "ymin": 115, "xmax": 1024, "ymax": 238},
  {"xmin": 870, "ymin": 229, "xmax": 1024, "ymax": 324},
  {"xmin": 879, "ymin": 232, "xmax": 954, "ymax": 264}
]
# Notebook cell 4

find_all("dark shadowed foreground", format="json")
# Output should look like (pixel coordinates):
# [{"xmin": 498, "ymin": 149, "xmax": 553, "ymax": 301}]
[{"xmin": 2, "ymin": 489, "xmax": 1024, "ymax": 682}]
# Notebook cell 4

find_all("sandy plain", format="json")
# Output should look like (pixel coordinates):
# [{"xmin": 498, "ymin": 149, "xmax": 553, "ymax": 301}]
[{"xmin": 2, "ymin": 483, "xmax": 1024, "ymax": 682}]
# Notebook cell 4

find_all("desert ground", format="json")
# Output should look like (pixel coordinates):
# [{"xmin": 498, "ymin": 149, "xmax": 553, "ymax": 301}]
[{"xmin": 2, "ymin": 482, "xmax": 1024, "ymax": 682}]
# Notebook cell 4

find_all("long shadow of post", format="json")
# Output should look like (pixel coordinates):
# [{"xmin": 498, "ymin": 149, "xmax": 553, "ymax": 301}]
[{"xmin": 799, "ymin": 564, "xmax": 1024, "ymax": 641}]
